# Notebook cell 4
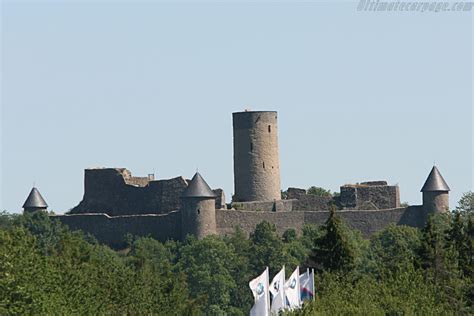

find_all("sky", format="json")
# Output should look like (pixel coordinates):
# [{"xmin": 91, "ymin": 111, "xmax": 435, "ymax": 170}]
[{"xmin": 1, "ymin": 1, "xmax": 472, "ymax": 214}]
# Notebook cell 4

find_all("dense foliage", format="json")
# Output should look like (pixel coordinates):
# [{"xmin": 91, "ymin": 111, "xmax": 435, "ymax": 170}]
[{"xmin": 0, "ymin": 192, "xmax": 472, "ymax": 315}]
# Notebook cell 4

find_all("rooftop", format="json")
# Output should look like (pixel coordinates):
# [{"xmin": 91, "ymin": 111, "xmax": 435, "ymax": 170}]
[
  {"xmin": 182, "ymin": 172, "xmax": 216, "ymax": 198},
  {"xmin": 23, "ymin": 187, "xmax": 48, "ymax": 208},
  {"xmin": 421, "ymin": 166, "xmax": 450, "ymax": 192}
]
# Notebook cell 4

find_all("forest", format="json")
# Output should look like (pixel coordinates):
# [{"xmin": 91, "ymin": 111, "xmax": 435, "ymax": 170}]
[{"xmin": 0, "ymin": 192, "xmax": 472, "ymax": 315}]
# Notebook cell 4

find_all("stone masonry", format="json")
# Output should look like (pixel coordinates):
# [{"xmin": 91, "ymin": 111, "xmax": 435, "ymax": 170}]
[
  {"xmin": 233, "ymin": 111, "xmax": 281, "ymax": 202},
  {"xmin": 35, "ymin": 110, "xmax": 450, "ymax": 248},
  {"xmin": 71, "ymin": 168, "xmax": 195, "ymax": 215},
  {"xmin": 339, "ymin": 181, "xmax": 400, "ymax": 210}
]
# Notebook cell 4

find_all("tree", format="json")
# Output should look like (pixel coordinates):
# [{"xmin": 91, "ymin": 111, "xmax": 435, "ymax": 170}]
[
  {"xmin": 224, "ymin": 227, "xmax": 254, "ymax": 314},
  {"xmin": 446, "ymin": 212, "xmax": 471, "ymax": 276},
  {"xmin": 283, "ymin": 229, "xmax": 297, "ymax": 243},
  {"xmin": 249, "ymin": 221, "xmax": 287, "ymax": 274},
  {"xmin": 418, "ymin": 215, "xmax": 447, "ymax": 278},
  {"xmin": 307, "ymin": 186, "xmax": 332, "ymax": 197},
  {"xmin": 286, "ymin": 268, "xmax": 453, "ymax": 315},
  {"xmin": 366, "ymin": 224, "xmax": 421, "ymax": 276},
  {"xmin": 176, "ymin": 236, "xmax": 239, "ymax": 314},
  {"xmin": 417, "ymin": 214, "xmax": 466, "ymax": 312},
  {"xmin": 308, "ymin": 207, "xmax": 356, "ymax": 272},
  {"xmin": 455, "ymin": 191, "xmax": 474, "ymax": 215}
]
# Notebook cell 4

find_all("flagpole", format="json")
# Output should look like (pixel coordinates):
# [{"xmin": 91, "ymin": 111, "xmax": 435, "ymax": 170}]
[
  {"xmin": 283, "ymin": 265, "xmax": 286, "ymax": 311},
  {"xmin": 266, "ymin": 267, "xmax": 270, "ymax": 316},
  {"xmin": 297, "ymin": 266, "xmax": 301, "ymax": 307},
  {"xmin": 312, "ymin": 268, "xmax": 315, "ymax": 301}
]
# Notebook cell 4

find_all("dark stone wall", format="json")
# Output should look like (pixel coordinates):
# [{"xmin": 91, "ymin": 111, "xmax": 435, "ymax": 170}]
[
  {"xmin": 217, "ymin": 206, "xmax": 424, "ymax": 237},
  {"xmin": 305, "ymin": 206, "xmax": 424, "ymax": 237},
  {"xmin": 53, "ymin": 212, "xmax": 181, "ymax": 249},
  {"xmin": 284, "ymin": 187, "xmax": 334, "ymax": 211},
  {"xmin": 231, "ymin": 200, "xmax": 294, "ymax": 212},
  {"xmin": 340, "ymin": 184, "xmax": 400, "ymax": 210},
  {"xmin": 292, "ymin": 195, "xmax": 334, "ymax": 211},
  {"xmin": 213, "ymin": 189, "xmax": 226, "ymax": 209},
  {"xmin": 216, "ymin": 209, "xmax": 305, "ymax": 236},
  {"xmin": 286, "ymin": 188, "xmax": 306, "ymax": 199},
  {"xmin": 70, "ymin": 168, "xmax": 188, "ymax": 215},
  {"xmin": 55, "ymin": 206, "xmax": 426, "ymax": 248}
]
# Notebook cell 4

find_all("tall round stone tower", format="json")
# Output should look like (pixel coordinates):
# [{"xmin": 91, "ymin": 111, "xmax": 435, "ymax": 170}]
[
  {"xmin": 22, "ymin": 187, "xmax": 48, "ymax": 213},
  {"xmin": 233, "ymin": 110, "xmax": 281, "ymax": 202},
  {"xmin": 181, "ymin": 172, "xmax": 217, "ymax": 239},
  {"xmin": 421, "ymin": 166, "xmax": 450, "ymax": 214}
]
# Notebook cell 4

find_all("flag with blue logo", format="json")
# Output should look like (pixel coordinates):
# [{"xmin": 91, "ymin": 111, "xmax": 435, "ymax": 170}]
[
  {"xmin": 249, "ymin": 267, "xmax": 270, "ymax": 316},
  {"xmin": 284, "ymin": 266, "xmax": 301, "ymax": 310},
  {"xmin": 269, "ymin": 266, "xmax": 285, "ymax": 314}
]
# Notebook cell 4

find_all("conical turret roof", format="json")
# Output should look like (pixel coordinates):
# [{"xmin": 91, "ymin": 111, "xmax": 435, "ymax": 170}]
[
  {"xmin": 23, "ymin": 187, "xmax": 48, "ymax": 208},
  {"xmin": 182, "ymin": 172, "xmax": 216, "ymax": 198},
  {"xmin": 421, "ymin": 166, "xmax": 450, "ymax": 192}
]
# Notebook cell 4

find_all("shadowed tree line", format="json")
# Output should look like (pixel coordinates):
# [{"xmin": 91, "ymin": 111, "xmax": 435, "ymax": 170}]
[{"xmin": 0, "ymin": 191, "xmax": 472, "ymax": 315}]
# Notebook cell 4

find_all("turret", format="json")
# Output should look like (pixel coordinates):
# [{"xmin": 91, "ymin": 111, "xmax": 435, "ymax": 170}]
[
  {"xmin": 233, "ymin": 110, "xmax": 281, "ymax": 202},
  {"xmin": 421, "ymin": 166, "xmax": 450, "ymax": 214},
  {"xmin": 181, "ymin": 172, "xmax": 217, "ymax": 239},
  {"xmin": 22, "ymin": 187, "xmax": 48, "ymax": 213}
]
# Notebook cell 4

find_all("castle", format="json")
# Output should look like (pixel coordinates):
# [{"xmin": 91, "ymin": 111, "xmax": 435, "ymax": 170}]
[{"xmin": 23, "ymin": 110, "xmax": 451, "ymax": 248}]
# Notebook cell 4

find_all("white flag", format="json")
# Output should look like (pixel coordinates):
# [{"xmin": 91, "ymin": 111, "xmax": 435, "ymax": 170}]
[
  {"xmin": 299, "ymin": 268, "xmax": 315, "ymax": 303},
  {"xmin": 249, "ymin": 267, "xmax": 270, "ymax": 316},
  {"xmin": 284, "ymin": 267, "xmax": 301, "ymax": 309},
  {"xmin": 269, "ymin": 266, "xmax": 285, "ymax": 314}
]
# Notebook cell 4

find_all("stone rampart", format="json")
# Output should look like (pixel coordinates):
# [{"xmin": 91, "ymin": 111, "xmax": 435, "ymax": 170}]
[
  {"xmin": 53, "ymin": 211, "xmax": 181, "ymax": 248},
  {"xmin": 216, "ymin": 209, "xmax": 305, "ymax": 236},
  {"xmin": 216, "ymin": 206, "xmax": 424, "ymax": 237},
  {"xmin": 53, "ymin": 205, "xmax": 426, "ymax": 248},
  {"xmin": 231, "ymin": 200, "xmax": 294, "ymax": 212}
]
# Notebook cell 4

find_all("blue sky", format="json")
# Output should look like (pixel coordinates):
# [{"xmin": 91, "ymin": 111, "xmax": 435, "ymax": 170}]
[{"xmin": 1, "ymin": 1, "xmax": 472, "ymax": 213}]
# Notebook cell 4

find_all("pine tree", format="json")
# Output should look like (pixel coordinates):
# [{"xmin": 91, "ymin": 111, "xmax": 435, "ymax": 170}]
[{"xmin": 308, "ymin": 206, "xmax": 355, "ymax": 272}]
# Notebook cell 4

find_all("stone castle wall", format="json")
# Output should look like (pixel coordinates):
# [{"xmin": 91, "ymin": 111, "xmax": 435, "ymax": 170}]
[
  {"xmin": 60, "ymin": 167, "xmax": 413, "ymax": 248},
  {"xmin": 286, "ymin": 188, "xmax": 335, "ymax": 211},
  {"xmin": 54, "ymin": 206, "xmax": 426, "ymax": 248},
  {"xmin": 283, "ymin": 182, "xmax": 400, "ymax": 211},
  {"xmin": 217, "ymin": 206, "xmax": 424, "ymax": 237},
  {"xmin": 53, "ymin": 211, "xmax": 181, "ymax": 248},
  {"xmin": 340, "ymin": 182, "xmax": 400, "ymax": 210},
  {"xmin": 70, "ymin": 168, "xmax": 189, "ymax": 215}
]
